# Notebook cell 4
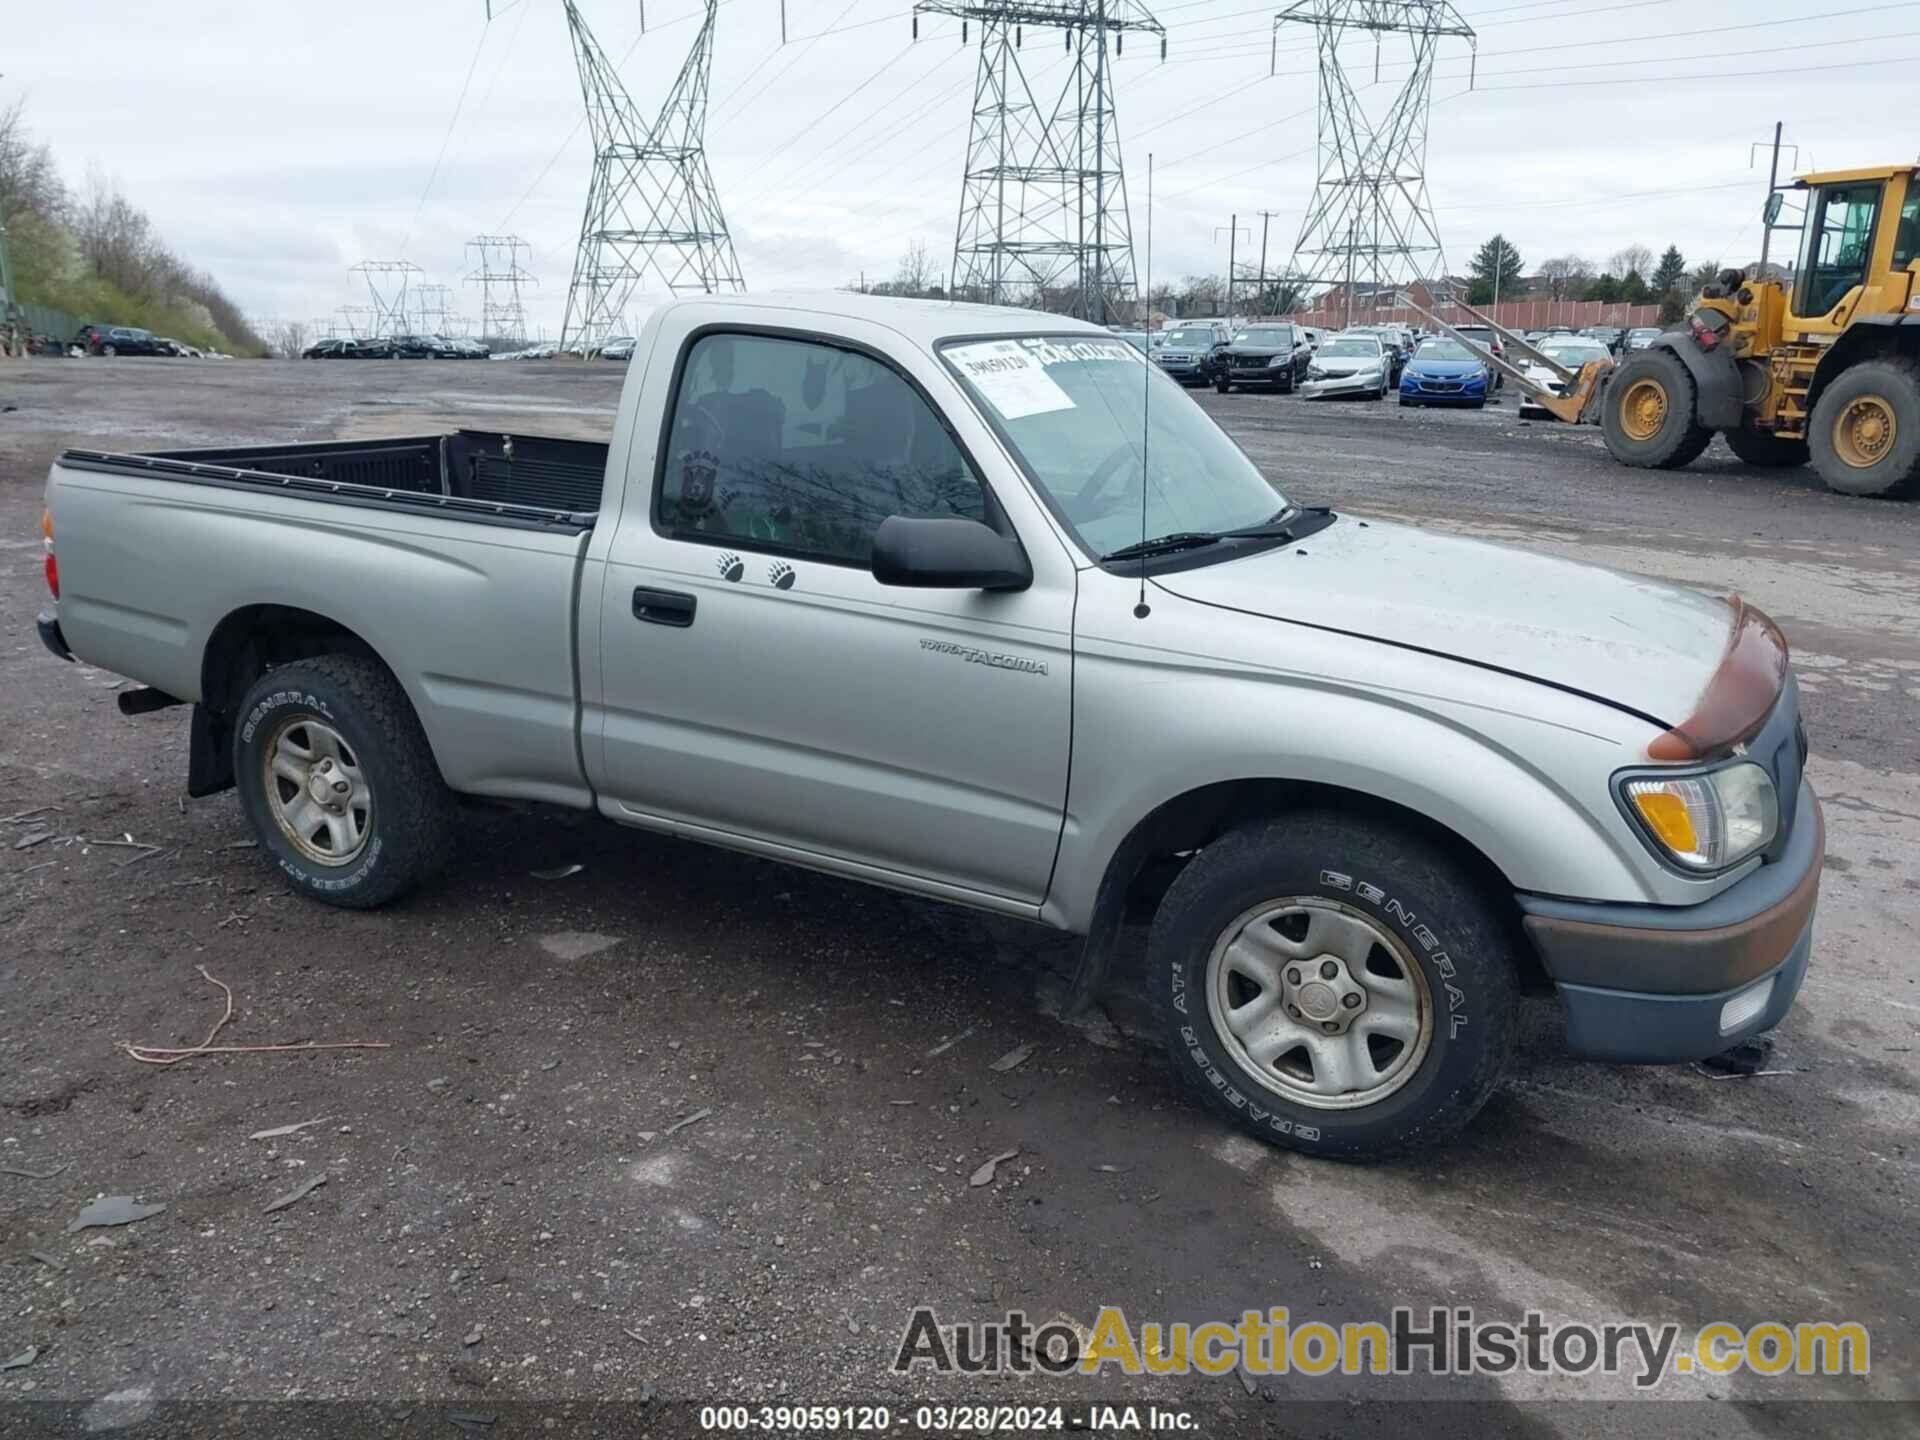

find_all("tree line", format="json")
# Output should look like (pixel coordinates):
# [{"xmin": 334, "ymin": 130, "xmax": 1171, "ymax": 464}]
[
  {"xmin": 1469, "ymin": 234, "xmax": 1729, "ymax": 321},
  {"xmin": 1, "ymin": 98, "xmax": 264, "ymax": 354}
]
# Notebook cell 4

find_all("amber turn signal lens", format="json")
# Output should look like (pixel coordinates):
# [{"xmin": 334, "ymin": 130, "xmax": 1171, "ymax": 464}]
[{"xmin": 1629, "ymin": 789, "xmax": 1698, "ymax": 856}]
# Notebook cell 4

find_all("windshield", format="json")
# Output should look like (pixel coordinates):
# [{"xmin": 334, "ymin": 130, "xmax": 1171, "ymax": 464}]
[
  {"xmin": 1162, "ymin": 328, "xmax": 1213, "ymax": 348},
  {"xmin": 942, "ymin": 335, "xmax": 1286, "ymax": 559},
  {"xmin": 1414, "ymin": 340, "xmax": 1474, "ymax": 360},
  {"xmin": 1540, "ymin": 342, "xmax": 1608, "ymax": 365},
  {"xmin": 1320, "ymin": 338, "xmax": 1379, "ymax": 358},
  {"xmin": 1236, "ymin": 326, "xmax": 1294, "ymax": 345}
]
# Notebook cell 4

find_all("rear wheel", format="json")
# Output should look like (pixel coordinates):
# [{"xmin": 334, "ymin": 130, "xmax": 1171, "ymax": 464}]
[
  {"xmin": 1601, "ymin": 348, "xmax": 1710, "ymax": 469},
  {"xmin": 1723, "ymin": 425, "xmax": 1809, "ymax": 468},
  {"xmin": 1807, "ymin": 358, "xmax": 1920, "ymax": 498},
  {"xmin": 102, "ymin": 344, "xmax": 117, "ymax": 357},
  {"xmin": 234, "ymin": 655, "xmax": 456, "ymax": 908},
  {"xmin": 1151, "ymin": 814, "xmax": 1519, "ymax": 1159}
]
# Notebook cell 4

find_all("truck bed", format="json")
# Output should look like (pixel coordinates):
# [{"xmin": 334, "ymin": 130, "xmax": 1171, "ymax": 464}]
[{"xmin": 59, "ymin": 430, "xmax": 607, "ymax": 530}]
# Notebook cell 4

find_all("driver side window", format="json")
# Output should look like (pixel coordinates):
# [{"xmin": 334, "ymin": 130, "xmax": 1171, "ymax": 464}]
[{"xmin": 656, "ymin": 332, "xmax": 988, "ymax": 566}]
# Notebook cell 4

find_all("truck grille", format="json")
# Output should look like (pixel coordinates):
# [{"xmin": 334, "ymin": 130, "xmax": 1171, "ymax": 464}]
[{"xmin": 1231, "ymin": 354, "xmax": 1270, "ymax": 369}]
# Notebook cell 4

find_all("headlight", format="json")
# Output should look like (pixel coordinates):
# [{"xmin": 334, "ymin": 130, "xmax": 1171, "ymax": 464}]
[
  {"xmin": 1619, "ymin": 762, "xmax": 1777, "ymax": 871},
  {"xmin": 1307, "ymin": 366, "xmax": 1326, "ymax": 380},
  {"xmin": 1267, "ymin": 354, "xmax": 1285, "ymax": 367}
]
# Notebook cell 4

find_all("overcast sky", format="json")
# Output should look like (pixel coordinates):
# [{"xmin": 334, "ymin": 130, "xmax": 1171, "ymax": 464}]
[{"xmin": 8, "ymin": 0, "xmax": 1913, "ymax": 338}]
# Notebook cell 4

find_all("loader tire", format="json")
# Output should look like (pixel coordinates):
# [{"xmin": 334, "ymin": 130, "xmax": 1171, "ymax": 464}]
[
  {"xmin": 1723, "ymin": 425, "xmax": 1809, "ymax": 468},
  {"xmin": 1601, "ymin": 349, "xmax": 1710, "ymax": 470},
  {"xmin": 1808, "ymin": 358, "xmax": 1920, "ymax": 499}
]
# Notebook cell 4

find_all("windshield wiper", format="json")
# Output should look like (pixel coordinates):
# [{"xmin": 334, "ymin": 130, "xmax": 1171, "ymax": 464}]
[
  {"xmin": 1219, "ymin": 504, "xmax": 1336, "ymax": 541},
  {"xmin": 1101, "ymin": 531, "xmax": 1223, "ymax": 563}
]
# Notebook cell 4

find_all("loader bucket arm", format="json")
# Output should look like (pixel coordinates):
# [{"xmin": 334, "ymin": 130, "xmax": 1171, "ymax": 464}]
[{"xmin": 1393, "ymin": 292, "xmax": 1614, "ymax": 423}]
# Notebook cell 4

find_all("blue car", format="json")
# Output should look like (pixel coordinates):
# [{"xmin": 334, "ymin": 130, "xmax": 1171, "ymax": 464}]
[{"xmin": 1398, "ymin": 338, "xmax": 1490, "ymax": 408}]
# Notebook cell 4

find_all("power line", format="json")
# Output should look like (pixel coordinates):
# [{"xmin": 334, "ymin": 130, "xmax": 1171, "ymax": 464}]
[{"xmin": 399, "ymin": 21, "xmax": 494, "ymax": 254}]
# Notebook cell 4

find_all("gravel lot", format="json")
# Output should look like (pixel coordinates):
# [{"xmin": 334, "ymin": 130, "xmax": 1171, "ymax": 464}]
[{"xmin": 2, "ymin": 355, "xmax": 1917, "ymax": 1437}]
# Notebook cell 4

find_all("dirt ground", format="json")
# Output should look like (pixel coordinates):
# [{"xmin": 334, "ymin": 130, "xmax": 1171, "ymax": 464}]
[{"xmin": 2, "ymin": 354, "xmax": 1917, "ymax": 1438}]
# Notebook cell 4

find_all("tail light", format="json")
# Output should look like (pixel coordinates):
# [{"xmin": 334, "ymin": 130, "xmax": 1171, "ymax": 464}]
[
  {"xmin": 1688, "ymin": 311, "xmax": 1728, "ymax": 351},
  {"xmin": 41, "ymin": 506, "xmax": 58, "ymax": 599}
]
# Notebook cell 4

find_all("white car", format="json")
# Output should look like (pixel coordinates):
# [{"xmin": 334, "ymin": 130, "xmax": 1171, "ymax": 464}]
[
  {"xmin": 1518, "ymin": 338, "xmax": 1613, "ymax": 419},
  {"xmin": 1299, "ymin": 333, "xmax": 1391, "ymax": 400}
]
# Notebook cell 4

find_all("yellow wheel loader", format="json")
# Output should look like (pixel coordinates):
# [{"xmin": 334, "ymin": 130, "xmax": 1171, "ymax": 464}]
[
  {"xmin": 1403, "ymin": 164, "xmax": 1920, "ymax": 498},
  {"xmin": 1599, "ymin": 164, "xmax": 1920, "ymax": 497}
]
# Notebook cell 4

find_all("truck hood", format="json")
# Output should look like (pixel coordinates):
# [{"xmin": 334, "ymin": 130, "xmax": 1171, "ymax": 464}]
[{"xmin": 1153, "ymin": 516, "xmax": 1735, "ymax": 724}]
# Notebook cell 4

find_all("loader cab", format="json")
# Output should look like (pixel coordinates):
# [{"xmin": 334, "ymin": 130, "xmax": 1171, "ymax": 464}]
[{"xmin": 1786, "ymin": 167, "xmax": 1918, "ymax": 330}]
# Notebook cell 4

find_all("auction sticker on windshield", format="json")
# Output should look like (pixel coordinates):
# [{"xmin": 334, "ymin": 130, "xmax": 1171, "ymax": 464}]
[{"xmin": 945, "ymin": 340, "xmax": 1077, "ymax": 419}]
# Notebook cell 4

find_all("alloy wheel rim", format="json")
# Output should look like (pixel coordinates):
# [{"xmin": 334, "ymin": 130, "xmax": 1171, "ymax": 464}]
[
  {"xmin": 1833, "ymin": 395, "xmax": 1896, "ymax": 469},
  {"xmin": 1620, "ymin": 378, "xmax": 1667, "ymax": 441},
  {"xmin": 264, "ymin": 716, "xmax": 371, "ymax": 866},
  {"xmin": 1205, "ymin": 897, "xmax": 1433, "ymax": 1111}
]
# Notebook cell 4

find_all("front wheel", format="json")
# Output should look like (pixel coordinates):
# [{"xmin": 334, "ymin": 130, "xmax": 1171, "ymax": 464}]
[
  {"xmin": 102, "ymin": 344, "xmax": 117, "ymax": 357},
  {"xmin": 1601, "ymin": 348, "xmax": 1710, "ymax": 469},
  {"xmin": 234, "ymin": 655, "xmax": 456, "ymax": 908},
  {"xmin": 1151, "ymin": 814, "xmax": 1519, "ymax": 1159},
  {"xmin": 1807, "ymin": 358, "xmax": 1920, "ymax": 498},
  {"xmin": 1215, "ymin": 378, "xmax": 1231, "ymax": 394}
]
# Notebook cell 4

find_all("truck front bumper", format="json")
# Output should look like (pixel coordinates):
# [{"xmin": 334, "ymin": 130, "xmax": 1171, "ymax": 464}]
[{"xmin": 1518, "ymin": 786, "xmax": 1822, "ymax": 1062}]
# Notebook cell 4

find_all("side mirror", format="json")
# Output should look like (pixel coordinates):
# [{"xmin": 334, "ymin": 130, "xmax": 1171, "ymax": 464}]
[
  {"xmin": 1763, "ymin": 191, "xmax": 1784, "ymax": 226},
  {"xmin": 871, "ymin": 516, "xmax": 1032, "ymax": 592}
]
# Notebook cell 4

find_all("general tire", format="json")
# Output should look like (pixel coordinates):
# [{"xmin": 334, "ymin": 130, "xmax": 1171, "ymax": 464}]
[
  {"xmin": 233, "ymin": 655, "xmax": 455, "ymax": 909},
  {"xmin": 1215, "ymin": 378, "xmax": 1232, "ymax": 394},
  {"xmin": 1722, "ymin": 425, "xmax": 1808, "ymax": 468},
  {"xmin": 1601, "ymin": 348, "xmax": 1711, "ymax": 469},
  {"xmin": 1151, "ymin": 813, "xmax": 1519, "ymax": 1160},
  {"xmin": 1807, "ymin": 357, "xmax": 1920, "ymax": 498}
]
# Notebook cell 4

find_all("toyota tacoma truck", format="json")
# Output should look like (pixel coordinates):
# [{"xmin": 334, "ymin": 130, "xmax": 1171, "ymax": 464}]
[{"xmin": 35, "ymin": 292, "xmax": 1822, "ymax": 1158}]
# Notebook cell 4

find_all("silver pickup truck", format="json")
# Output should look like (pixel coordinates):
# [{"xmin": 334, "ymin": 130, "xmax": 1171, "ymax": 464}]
[{"xmin": 36, "ymin": 292, "xmax": 1822, "ymax": 1158}]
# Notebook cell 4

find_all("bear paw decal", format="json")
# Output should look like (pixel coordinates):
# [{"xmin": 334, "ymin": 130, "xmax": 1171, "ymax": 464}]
[
  {"xmin": 768, "ymin": 561, "xmax": 796, "ymax": 591},
  {"xmin": 716, "ymin": 551, "xmax": 744, "ymax": 582}
]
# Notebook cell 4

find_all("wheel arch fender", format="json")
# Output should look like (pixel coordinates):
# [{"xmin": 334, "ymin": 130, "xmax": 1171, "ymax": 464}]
[
  {"xmin": 1049, "ymin": 701, "xmax": 1655, "ymax": 1012},
  {"xmin": 1649, "ymin": 334, "xmax": 1743, "ymax": 429},
  {"xmin": 194, "ymin": 603, "xmax": 439, "ymax": 796},
  {"xmin": 1805, "ymin": 316, "xmax": 1920, "ymax": 419}
]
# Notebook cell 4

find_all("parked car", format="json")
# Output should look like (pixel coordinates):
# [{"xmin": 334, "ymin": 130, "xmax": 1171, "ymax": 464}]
[
  {"xmin": 1152, "ymin": 321, "xmax": 1233, "ymax": 386},
  {"xmin": 1624, "ymin": 326, "xmax": 1663, "ymax": 352},
  {"xmin": 156, "ymin": 337, "xmax": 202, "ymax": 357},
  {"xmin": 302, "ymin": 338, "xmax": 365, "ymax": 359},
  {"xmin": 1217, "ymin": 322, "xmax": 1312, "ymax": 393},
  {"xmin": 1300, "ymin": 333, "xmax": 1391, "ymax": 400},
  {"xmin": 72, "ymin": 324, "xmax": 166, "ymax": 357},
  {"xmin": 370, "ymin": 334, "xmax": 462, "ymax": 359},
  {"xmin": 35, "ymin": 291, "xmax": 1822, "ymax": 1160},
  {"xmin": 1111, "ymin": 330, "xmax": 1152, "ymax": 355},
  {"xmin": 1398, "ymin": 336, "xmax": 1491, "ymax": 408},
  {"xmin": 1450, "ymin": 323, "xmax": 1506, "ymax": 388},
  {"xmin": 599, "ymin": 335, "xmax": 639, "ymax": 361},
  {"xmin": 1517, "ymin": 337, "xmax": 1612, "ymax": 420},
  {"xmin": 1582, "ymin": 325, "xmax": 1627, "ymax": 354},
  {"xmin": 1350, "ymin": 325, "xmax": 1412, "ymax": 383}
]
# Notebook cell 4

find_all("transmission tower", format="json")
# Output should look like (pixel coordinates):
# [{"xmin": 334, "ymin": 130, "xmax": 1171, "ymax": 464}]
[
  {"xmin": 560, "ymin": 0, "xmax": 744, "ymax": 352},
  {"xmin": 336, "ymin": 305, "xmax": 378, "ymax": 339},
  {"xmin": 913, "ymin": 0, "xmax": 1162, "ymax": 323},
  {"xmin": 1274, "ymin": 1, "xmax": 1473, "ymax": 318},
  {"xmin": 350, "ymin": 260, "xmax": 423, "ymax": 337},
  {"xmin": 411, "ymin": 283, "xmax": 456, "ymax": 335},
  {"xmin": 465, "ymin": 234, "xmax": 537, "ymax": 345}
]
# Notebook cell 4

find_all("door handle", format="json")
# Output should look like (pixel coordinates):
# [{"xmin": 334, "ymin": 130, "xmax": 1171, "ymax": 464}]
[{"xmin": 632, "ymin": 587, "xmax": 697, "ymax": 627}]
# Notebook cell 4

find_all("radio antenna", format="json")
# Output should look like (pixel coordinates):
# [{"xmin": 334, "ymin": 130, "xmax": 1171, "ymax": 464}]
[{"xmin": 1133, "ymin": 151, "xmax": 1153, "ymax": 621}]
